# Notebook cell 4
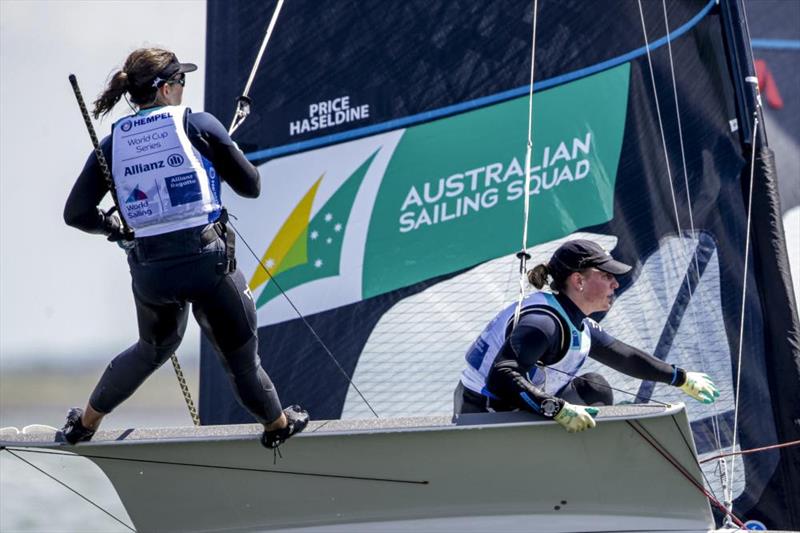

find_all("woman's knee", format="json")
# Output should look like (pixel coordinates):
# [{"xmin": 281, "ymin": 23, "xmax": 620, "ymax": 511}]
[{"xmin": 574, "ymin": 372, "xmax": 614, "ymax": 406}]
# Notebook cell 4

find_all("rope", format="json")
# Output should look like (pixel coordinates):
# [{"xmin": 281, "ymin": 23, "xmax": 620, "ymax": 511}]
[
  {"xmin": 4, "ymin": 447, "xmax": 426, "ymax": 485},
  {"xmin": 228, "ymin": 0, "xmax": 286, "ymax": 136},
  {"xmin": 169, "ymin": 353, "xmax": 200, "ymax": 426},
  {"xmin": 1, "ymin": 448, "xmax": 135, "ymax": 531},
  {"xmin": 728, "ymin": 112, "xmax": 759, "ymax": 510},
  {"xmin": 513, "ymin": 0, "xmax": 539, "ymax": 329},
  {"xmin": 228, "ymin": 219, "xmax": 380, "ymax": 418},
  {"xmin": 700, "ymin": 439, "xmax": 800, "ymax": 464},
  {"xmin": 669, "ymin": 415, "xmax": 720, "ymax": 499},
  {"xmin": 625, "ymin": 420, "xmax": 746, "ymax": 528}
]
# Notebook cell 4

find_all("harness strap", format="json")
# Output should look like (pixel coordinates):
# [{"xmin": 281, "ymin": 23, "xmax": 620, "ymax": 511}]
[{"xmin": 214, "ymin": 209, "xmax": 237, "ymax": 274}]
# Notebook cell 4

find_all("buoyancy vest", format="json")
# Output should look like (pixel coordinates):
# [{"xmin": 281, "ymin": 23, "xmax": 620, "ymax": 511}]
[
  {"xmin": 460, "ymin": 292, "xmax": 593, "ymax": 398},
  {"xmin": 111, "ymin": 106, "xmax": 222, "ymax": 237}
]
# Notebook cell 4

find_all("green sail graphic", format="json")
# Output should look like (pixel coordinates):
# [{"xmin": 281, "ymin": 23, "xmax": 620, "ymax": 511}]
[
  {"xmin": 362, "ymin": 63, "xmax": 631, "ymax": 298},
  {"xmin": 256, "ymin": 150, "xmax": 379, "ymax": 308}
]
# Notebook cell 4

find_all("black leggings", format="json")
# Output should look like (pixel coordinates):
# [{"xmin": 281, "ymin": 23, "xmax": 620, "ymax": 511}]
[
  {"xmin": 89, "ymin": 229, "xmax": 283, "ymax": 424},
  {"xmin": 455, "ymin": 371, "xmax": 613, "ymax": 415}
]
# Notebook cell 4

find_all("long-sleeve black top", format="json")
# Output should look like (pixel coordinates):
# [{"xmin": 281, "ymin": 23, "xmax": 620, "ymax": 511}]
[
  {"xmin": 486, "ymin": 292, "xmax": 686, "ymax": 412},
  {"xmin": 64, "ymin": 110, "xmax": 260, "ymax": 235}
]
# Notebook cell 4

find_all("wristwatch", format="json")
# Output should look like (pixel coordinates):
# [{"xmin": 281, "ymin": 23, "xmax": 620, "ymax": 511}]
[{"xmin": 540, "ymin": 398, "xmax": 562, "ymax": 418}]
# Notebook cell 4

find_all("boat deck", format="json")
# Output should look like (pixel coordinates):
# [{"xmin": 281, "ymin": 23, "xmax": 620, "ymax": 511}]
[{"xmin": 1, "ymin": 403, "xmax": 670, "ymax": 448}]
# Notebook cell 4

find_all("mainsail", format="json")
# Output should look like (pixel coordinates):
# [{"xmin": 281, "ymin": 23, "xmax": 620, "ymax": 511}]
[{"xmin": 200, "ymin": 0, "xmax": 800, "ymax": 528}]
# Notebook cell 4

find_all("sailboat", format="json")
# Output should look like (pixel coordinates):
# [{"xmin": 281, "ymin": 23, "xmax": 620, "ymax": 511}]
[{"xmin": 3, "ymin": 0, "xmax": 798, "ymax": 531}]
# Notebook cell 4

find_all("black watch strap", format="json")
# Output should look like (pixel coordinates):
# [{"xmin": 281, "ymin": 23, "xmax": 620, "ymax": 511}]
[{"xmin": 541, "ymin": 397, "xmax": 564, "ymax": 418}]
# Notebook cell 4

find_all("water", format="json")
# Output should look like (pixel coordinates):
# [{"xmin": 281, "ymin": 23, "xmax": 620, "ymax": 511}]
[
  {"xmin": 1, "ymin": 448, "xmax": 133, "ymax": 532},
  {"xmin": 1, "ymin": 408, "xmax": 192, "ymax": 532},
  {"xmin": 0, "ymin": 352, "xmax": 204, "ymax": 531}
]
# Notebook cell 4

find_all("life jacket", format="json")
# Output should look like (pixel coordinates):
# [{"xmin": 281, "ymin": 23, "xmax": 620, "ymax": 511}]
[
  {"xmin": 111, "ymin": 106, "xmax": 222, "ymax": 237},
  {"xmin": 460, "ymin": 292, "xmax": 593, "ymax": 398}
]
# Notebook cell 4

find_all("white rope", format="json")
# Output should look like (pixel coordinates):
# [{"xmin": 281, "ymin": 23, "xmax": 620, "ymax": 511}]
[
  {"xmin": 228, "ymin": 0, "xmax": 286, "ymax": 136},
  {"xmin": 728, "ymin": 112, "xmax": 759, "ymax": 513},
  {"xmin": 513, "ymin": 0, "xmax": 539, "ymax": 328},
  {"xmin": 660, "ymin": 0, "xmax": 726, "ymax": 465}
]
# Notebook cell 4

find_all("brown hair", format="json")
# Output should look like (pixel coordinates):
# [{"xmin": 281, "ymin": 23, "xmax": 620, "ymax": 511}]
[
  {"xmin": 92, "ymin": 48, "xmax": 175, "ymax": 119},
  {"xmin": 527, "ymin": 261, "xmax": 576, "ymax": 293}
]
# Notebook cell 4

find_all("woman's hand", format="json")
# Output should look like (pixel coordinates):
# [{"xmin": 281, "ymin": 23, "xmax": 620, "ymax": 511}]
[
  {"xmin": 554, "ymin": 401, "xmax": 599, "ymax": 432},
  {"xmin": 679, "ymin": 372, "xmax": 720, "ymax": 404}
]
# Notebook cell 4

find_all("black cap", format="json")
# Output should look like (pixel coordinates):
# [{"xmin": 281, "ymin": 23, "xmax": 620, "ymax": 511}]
[
  {"xmin": 151, "ymin": 54, "xmax": 197, "ymax": 87},
  {"xmin": 550, "ymin": 239, "xmax": 632, "ymax": 275}
]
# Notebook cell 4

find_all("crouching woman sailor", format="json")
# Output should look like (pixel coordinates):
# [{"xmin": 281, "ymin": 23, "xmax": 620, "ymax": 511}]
[
  {"xmin": 62, "ymin": 47, "xmax": 308, "ymax": 448},
  {"xmin": 455, "ymin": 239, "xmax": 719, "ymax": 432}
]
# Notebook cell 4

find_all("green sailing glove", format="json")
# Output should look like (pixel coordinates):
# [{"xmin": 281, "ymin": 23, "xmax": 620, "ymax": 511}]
[
  {"xmin": 680, "ymin": 372, "xmax": 720, "ymax": 404},
  {"xmin": 554, "ymin": 402, "xmax": 599, "ymax": 433}
]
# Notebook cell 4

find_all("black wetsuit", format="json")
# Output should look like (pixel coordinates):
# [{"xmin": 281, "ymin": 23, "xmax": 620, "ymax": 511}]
[
  {"xmin": 64, "ymin": 110, "xmax": 283, "ymax": 424},
  {"xmin": 456, "ymin": 292, "xmax": 686, "ymax": 414}
]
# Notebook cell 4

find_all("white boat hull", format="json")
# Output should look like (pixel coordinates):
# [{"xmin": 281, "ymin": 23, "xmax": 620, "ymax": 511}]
[{"xmin": 2, "ymin": 404, "xmax": 717, "ymax": 532}]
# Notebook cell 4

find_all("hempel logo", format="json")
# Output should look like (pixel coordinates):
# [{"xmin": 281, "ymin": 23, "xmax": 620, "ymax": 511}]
[{"xmin": 119, "ymin": 112, "xmax": 171, "ymax": 133}]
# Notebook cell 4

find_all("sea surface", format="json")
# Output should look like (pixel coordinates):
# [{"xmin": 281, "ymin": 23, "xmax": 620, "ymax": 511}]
[
  {"xmin": 0, "ymin": 362, "xmax": 201, "ymax": 533},
  {"xmin": 1, "ymin": 408, "xmax": 191, "ymax": 533}
]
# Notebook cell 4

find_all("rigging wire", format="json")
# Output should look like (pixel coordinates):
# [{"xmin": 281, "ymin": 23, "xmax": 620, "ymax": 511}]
[
  {"xmin": 635, "ymin": 0, "xmax": 684, "ymax": 256},
  {"xmin": 228, "ymin": 0, "xmax": 286, "ymax": 136},
  {"xmin": 728, "ymin": 111, "xmax": 760, "ymax": 513},
  {"xmin": 658, "ymin": 0, "xmax": 727, "ymax": 484},
  {"xmin": 635, "ymin": 2, "xmax": 732, "ymax": 504},
  {"xmin": 3, "ymin": 447, "xmax": 427, "ymax": 485},
  {"xmin": 535, "ymin": 364, "xmax": 673, "ymax": 407},
  {"xmin": 513, "ymin": 0, "xmax": 539, "ymax": 329},
  {"xmin": 625, "ymin": 420, "xmax": 746, "ymax": 528},
  {"xmin": 1, "ymin": 448, "xmax": 135, "ymax": 532},
  {"xmin": 228, "ymin": 219, "xmax": 380, "ymax": 418},
  {"xmin": 220, "ymin": 0, "xmax": 381, "ymax": 418},
  {"xmin": 668, "ymin": 415, "xmax": 719, "ymax": 496}
]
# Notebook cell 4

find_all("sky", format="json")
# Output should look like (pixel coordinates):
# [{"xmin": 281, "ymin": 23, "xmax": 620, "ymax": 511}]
[{"xmin": 0, "ymin": 0, "xmax": 207, "ymax": 366}]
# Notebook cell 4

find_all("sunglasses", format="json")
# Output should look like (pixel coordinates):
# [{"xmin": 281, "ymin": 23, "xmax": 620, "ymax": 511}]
[
  {"xmin": 166, "ymin": 73, "xmax": 186, "ymax": 87},
  {"xmin": 155, "ymin": 72, "xmax": 186, "ymax": 88}
]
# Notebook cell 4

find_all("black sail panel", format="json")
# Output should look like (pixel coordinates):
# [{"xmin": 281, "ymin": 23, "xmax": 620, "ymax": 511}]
[{"xmin": 201, "ymin": 1, "xmax": 799, "ymax": 528}]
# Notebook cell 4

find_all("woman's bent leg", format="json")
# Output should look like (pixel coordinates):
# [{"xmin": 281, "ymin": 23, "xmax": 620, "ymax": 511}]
[{"xmin": 193, "ymin": 268, "xmax": 283, "ymax": 425}]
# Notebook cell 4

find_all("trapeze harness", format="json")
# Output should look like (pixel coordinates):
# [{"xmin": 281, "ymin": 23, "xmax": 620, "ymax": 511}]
[
  {"xmin": 460, "ymin": 292, "xmax": 593, "ymax": 400},
  {"xmin": 111, "ymin": 105, "xmax": 236, "ymax": 271}
]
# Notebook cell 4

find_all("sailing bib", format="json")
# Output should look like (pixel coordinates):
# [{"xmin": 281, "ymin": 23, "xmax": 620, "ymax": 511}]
[
  {"xmin": 111, "ymin": 106, "xmax": 222, "ymax": 237},
  {"xmin": 460, "ymin": 292, "xmax": 592, "ymax": 397}
]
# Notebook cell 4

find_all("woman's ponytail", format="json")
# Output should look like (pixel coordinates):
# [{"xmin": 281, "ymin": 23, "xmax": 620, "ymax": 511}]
[
  {"xmin": 90, "ymin": 48, "xmax": 174, "ymax": 119},
  {"xmin": 527, "ymin": 263, "xmax": 550, "ymax": 289},
  {"xmin": 92, "ymin": 69, "xmax": 129, "ymax": 119}
]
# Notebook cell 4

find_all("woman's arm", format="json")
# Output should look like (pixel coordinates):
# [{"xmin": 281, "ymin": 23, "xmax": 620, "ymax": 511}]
[
  {"xmin": 486, "ymin": 312, "xmax": 564, "ymax": 412},
  {"xmin": 187, "ymin": 112, "xmax": 260, "ymax": 198},
  {"xmin": 64, "ymin": 137, "xmax": 113, "ymax": 234},
  {"xmin": 587, "ymin": 322, "xmax": 686, "ymax": 385}
]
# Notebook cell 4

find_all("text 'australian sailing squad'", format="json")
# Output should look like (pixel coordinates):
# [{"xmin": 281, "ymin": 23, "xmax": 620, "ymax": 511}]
[
  {"xmin": 399, "ymin": 132, "xmax": 594, "ymax": 233},
  {"xmin": 289, "ymin": 96, "xmax": 370, "ymax": 136}
]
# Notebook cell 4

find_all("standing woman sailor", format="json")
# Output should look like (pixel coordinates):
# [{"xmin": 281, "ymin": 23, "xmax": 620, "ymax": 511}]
[
  {"xmin": 456, "ymin": 239, "xmax": 720, "ymax": 432},
  {"xmin": 62, "ymin": 48, "xmax": 308, "ymax": 448}
]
